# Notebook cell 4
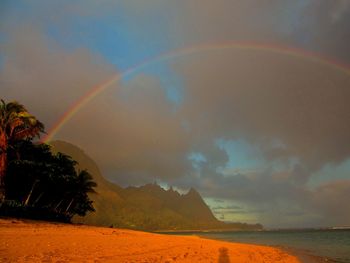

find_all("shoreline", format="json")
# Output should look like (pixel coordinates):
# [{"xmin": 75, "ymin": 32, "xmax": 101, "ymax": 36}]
[
  {"xmin": 284, "ymin": 248, "xmax": 337, "ymax": 263},
  {"xmin": 189, "ymin": 235, "xmax": 335, "ymax": 263},
  {"xmin": 1, "ymin": 218, "xmax": 302, "ymax": 262},
  {"xmin": 154, "ymin": 228, "xmax": 263, "ymax": 233},
  {"xmin": 194, "ymin": 235, "xmax": 338, "ymax": 263},
  {"xmin": 199, "ymin": 236, "xmax": 338, "ymax": 263},
  {"xmin": 156, "ymin": 229, "xmax": 341, "ymax": 263}
]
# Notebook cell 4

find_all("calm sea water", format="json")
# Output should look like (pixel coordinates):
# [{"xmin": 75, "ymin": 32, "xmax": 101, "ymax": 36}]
[{"xmin": 162, "ymin": 229, "xmax": 350, "ymax": 263}]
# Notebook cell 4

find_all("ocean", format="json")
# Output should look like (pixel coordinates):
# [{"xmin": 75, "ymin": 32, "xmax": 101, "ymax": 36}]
[{"xmin": 162, "ymin": 229, "xmax": 350, "ymax": 263}]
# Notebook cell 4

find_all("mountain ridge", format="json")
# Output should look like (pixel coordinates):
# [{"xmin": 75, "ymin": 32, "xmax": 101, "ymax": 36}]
[{"xmin": 50, "ymin": 140, "xmax": 263, "ymax": 231}]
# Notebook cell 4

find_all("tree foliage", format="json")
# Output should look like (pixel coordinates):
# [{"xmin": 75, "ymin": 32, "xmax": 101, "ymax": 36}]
[
  {"xmin": 0, "ymin": 99, "xmax": 44, "ymax": 199},
  {"xmin": 0, "ymin": 99, "xmax": 97, "ymax": 222},
  {"xmin": 2, "ymin": 140, "xmax": 97, "ymax": 221}
]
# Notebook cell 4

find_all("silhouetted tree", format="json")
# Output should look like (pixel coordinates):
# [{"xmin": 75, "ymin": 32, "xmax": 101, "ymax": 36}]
[
  {"xmin": 0, "ymin": 100, "xmax": 44, "ymax": 201},
  {"xmin": 5, "ymin": 140, "xmax": 97, "ymax": 221},
  {"xmin": 5, "ymin": 140, "xmax": 53, "ymax": 204},
  {"xmin": 65, "ymin": 170, "xmax": 97, "ymax": 216},
  {"xmin": 0, "ymin": 99, "xmax": 96, "ymax": 222}
]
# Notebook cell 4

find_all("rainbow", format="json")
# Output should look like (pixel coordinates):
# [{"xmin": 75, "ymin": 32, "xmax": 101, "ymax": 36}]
[{"xmin": 42, "ymin": 41, "xmax": 350, "ymax": 143}]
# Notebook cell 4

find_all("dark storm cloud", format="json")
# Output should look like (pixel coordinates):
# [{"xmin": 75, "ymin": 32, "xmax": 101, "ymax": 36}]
[
  {"xmin": 0, "ymin": 25, "xmax": 115, "ymax": 128},
  {"xmin": 175, "ymin": 50, "xmax": 350, "ymax": 171},
  {"xmin": 174, "ymin": 0, "xmax": 350, "ymax": 63},
  {"xmin": 310, "ymin": 180, "xmax": 350, "ymax": 226},
  {"xmin": 285, "ymin": 0, "xmax": 350, "ymax": 61}
]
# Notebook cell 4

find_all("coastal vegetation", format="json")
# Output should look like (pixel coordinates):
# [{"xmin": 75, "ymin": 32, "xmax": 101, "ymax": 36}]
[{"xmin": 0, "ymin": 99, "xmax": 97, "ymax": 222}]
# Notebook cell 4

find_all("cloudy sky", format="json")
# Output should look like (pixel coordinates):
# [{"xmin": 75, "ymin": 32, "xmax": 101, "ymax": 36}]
[{"xmin": 1, "ymin": 0, "xmax": 350, "ymax": 228}]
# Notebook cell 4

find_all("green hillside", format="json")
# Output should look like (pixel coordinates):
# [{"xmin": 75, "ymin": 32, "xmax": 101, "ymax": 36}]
[{"xmin": 50, "ymin": 140, "xmax": 262, "ymax": 231}]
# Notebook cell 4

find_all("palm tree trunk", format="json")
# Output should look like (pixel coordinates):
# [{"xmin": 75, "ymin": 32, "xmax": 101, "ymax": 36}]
[
  {"xmin": 65, "ymin": 198, "xmax": 75, "ymax": 213},
  {"xmin": 24, "ymin": 180, "xmax": 38, "ymax": 206},
  {"xmin": 54, "ymin": 199, "xmax": 64, "ymax": 210},
  {"xmin": 0, "ymin": 150, "xmax": 7, "ymax": 202},
  {"xmin": 32, "ymin": 192, "xmax": 44, "ymax": 206}
]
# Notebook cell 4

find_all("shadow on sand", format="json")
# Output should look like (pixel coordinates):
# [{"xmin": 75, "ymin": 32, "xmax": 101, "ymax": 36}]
[{"xmin": 218, "ymin": 247, "xmax": 230, "ymax": 263}]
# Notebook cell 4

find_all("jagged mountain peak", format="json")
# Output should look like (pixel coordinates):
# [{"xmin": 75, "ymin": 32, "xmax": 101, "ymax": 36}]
[
  {"xmin": 187, "ymin": 187, "xmax": 200, "ymax": 196},
  {"xmin": 51, "ymin": 140, "xmax": 263, "ymax": 231}
]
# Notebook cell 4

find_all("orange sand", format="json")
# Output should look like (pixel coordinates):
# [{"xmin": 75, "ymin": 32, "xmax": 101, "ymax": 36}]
[{"xmin": 0, "ymin": 219, "xmax": 301, "ymax": 263}]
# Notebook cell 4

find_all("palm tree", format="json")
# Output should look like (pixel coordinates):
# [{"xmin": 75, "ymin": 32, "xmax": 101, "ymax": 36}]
[
  {"xmin": 65, "ymin": 170, "xmax": 97, "ymax": 214},
  {"xmin": 76, "ymin": 170, "xmax": 97, "ymax": 194},
  {"xmin": 0, "ymin": 99, "xmax": 44, "ymax": 201}
]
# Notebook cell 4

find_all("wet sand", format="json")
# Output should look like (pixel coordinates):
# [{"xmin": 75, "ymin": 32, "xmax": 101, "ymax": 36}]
[
  {"xmin": 285, "ymin": 248, "xmax": 337, "ymax": 263},
  {"xmin": 0, "ymin": 218, "xmax": 301, "ymax": 263}
]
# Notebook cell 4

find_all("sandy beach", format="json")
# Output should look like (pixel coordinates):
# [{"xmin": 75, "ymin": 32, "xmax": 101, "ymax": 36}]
[{"xmin": 0, "ymin": 218, "xmax": 301, "ymax": 263}]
